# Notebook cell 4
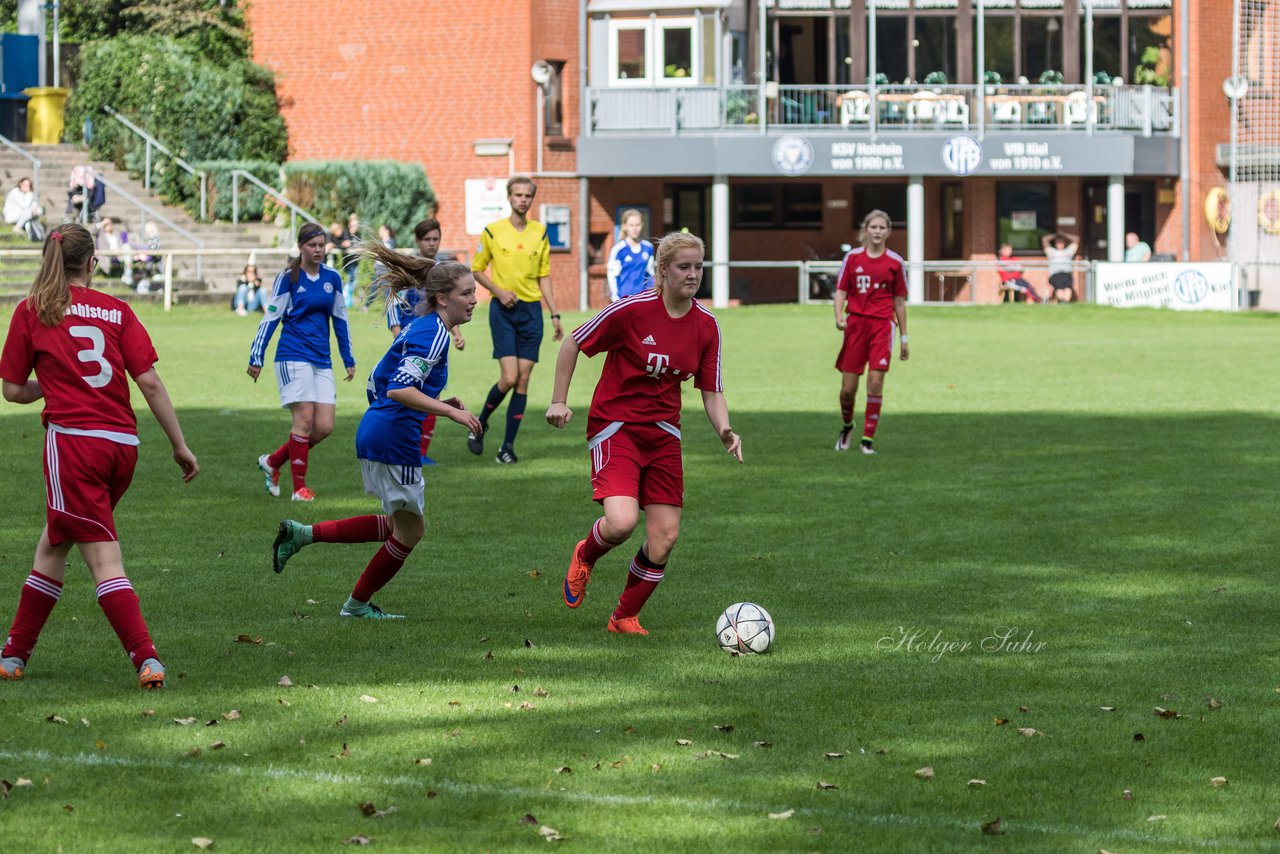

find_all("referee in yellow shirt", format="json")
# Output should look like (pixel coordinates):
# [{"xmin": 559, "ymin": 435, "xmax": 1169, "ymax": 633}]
[{"xmin": 469, "ymin": 176, "xmax": 564, "ymax": 463}]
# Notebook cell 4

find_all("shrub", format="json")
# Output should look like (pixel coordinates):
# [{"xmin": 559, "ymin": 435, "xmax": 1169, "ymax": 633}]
[{"xmin": 282, "ymin": 161, "xmax": 437, "ymax": 240}]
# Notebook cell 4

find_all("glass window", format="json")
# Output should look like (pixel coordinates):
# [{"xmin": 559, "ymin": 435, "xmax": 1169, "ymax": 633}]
[
  {"xmin": 544, "ymin": 60, "xmax": 565, "ymax": 136},
  {"xmin": 1081, "ymin": 16, "xmax": 1122, "ymax": 81},
  {"xmin": 854, "ymin": 184, "xmax": 907, "ymax": 229},
  {"xmin": 875, "ymin": 16, "xmax": 909, "ymax": 82},
  {"xmin": 612, "ymin": 23, "xmax": 648, "ymax": 83},
  {"xmin": 996, "ymin": 182, "xmax": 1055, "ymax": 253},
  {"xmin": 660, "ymin": 22, "xmax": 694, "ymax": 81},
  {"xmin": 1022, "ymin": 16, "xmax": 1064, "ymax": 79},
  {"xmin": 732, "ymin": 185, "xmax": 777, "ymax": 229},
  {"xmin": 782, "ymin": 185, "xmax": 823, "ymax": 228},
  {"xmin": 1129, "ymin": 15, "xmax": 1172, "ymax": 86},
  {"xmin": 733, "ymin": 184, "xmax": 823, "ymax": 230},
  {"xmin": 916, "ymin": 17, "xmax": 957, "ymax": 82},
  {"xmin": 836, "ymin": 17, "xmax": 852, "ymax": 86},
  {"xmin": 978, "ymin": 17, "xmax": 1016, "ymax": 82}
]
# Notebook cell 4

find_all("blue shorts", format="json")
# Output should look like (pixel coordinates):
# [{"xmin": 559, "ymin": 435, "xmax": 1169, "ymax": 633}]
[{"xmin": 490, "ymin": 299, "xmax": 544, "ymax": 361}]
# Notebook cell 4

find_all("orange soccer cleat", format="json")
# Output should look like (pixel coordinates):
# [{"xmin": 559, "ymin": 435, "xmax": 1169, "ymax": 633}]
[
  {"xmin": 563, "ymin": 540, "xmax": 594, "ymax": 609},
  {"xmin": 607, "ymin": 615, "xmax": 648, "ymax": 636}
]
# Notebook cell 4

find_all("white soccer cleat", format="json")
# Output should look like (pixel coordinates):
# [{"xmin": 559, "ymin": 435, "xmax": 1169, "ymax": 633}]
[
  {"xmin": 258, "ymin": 453, "xmax": 281, "ymax": 497},
  {"xmin": 835, "ymin": 427, "xmax": 852, "ymax": 452}
]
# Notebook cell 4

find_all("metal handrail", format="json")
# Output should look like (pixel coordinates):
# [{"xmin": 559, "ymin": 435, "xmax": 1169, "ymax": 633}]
[
  {"xmin": 230, "ymin": 169, "xmax": 320, "ymax": 237},
  {"xmin": 102, "ymin": 105, "xmax": 207, "ymax": 221},
  {"xmin": 77, "ymin": 170, "xmax": 206, "ymax": 279},
  {"xmin": 0, "ymin": 132, "xmax": 41, "ymax": 201}
]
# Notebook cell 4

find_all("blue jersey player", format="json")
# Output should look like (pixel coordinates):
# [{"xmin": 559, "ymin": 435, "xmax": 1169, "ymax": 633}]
[
  {"xmin": 606, "ymin": 209, "xmax": 654, "ymax": 302},
  {"xmin": 247, "ymin": 222, "xmax": 356, "ymax": 502},
  {"xmin": 271, "ymin": 253, "xmax": 481, "ymax": 620}
]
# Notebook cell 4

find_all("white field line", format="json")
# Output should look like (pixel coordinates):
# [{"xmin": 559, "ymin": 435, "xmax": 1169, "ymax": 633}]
[{"xmin": 0, "ymin": 748, "xmax": 1252, "ymax": 849}]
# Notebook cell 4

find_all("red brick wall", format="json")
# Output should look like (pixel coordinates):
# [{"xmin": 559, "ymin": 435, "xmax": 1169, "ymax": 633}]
[{"xmin": 243, "ymin": 0, "xmax": 582, "ymax": 310}]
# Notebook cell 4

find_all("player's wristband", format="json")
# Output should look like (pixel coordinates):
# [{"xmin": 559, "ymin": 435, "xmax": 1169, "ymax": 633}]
[
  {"xmin": 899, "ymin": 335, "xmax": 909, "ymax": 343},
  {"xmin": 551, "ymin": 314, "xmax": 561, "ymax": 320},
  {"xmin": 551, "ymin": 400, "xmax": 567, "ymax": 405}
]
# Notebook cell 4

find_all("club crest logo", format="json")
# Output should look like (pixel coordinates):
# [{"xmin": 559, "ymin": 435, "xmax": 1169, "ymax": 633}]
[
  {"xmin": 942, "ymin": 135, "xmax": 983, "ymax": 176},
  {"xmin": 772, "ymin": 136, "xmax": 815, "ymax": 177},
  {"xmin": 324, "ymin": 282, "xmax": 333, "ymax": 294}
]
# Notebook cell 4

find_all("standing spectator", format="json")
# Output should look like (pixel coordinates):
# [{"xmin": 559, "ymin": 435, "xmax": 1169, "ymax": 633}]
[
  {"xmin": 4, "ymin": 177, "xmax": 45, "ymax": 241},
  {"xmin": 95, "ymin": 218, "xmax": 132, "ymax": 285},
  {"xmin": 378, "ymin": 224, "xmax": 397, "ymax": 250},
  {"xmin": 233, "ymin": 263, "xmax": 264, "ymax": 316},
  {"xmin": 1040, "ymin": 231, "xmax": 1080, "ymax": 303},
  {"xmin": 1124, "ymin": 232, "xmax": 1152, "ymax": 263},
  {"xmin": 270, "ymin": 253, "xmax": 481, "ymax": 620},
  {"xmin": 606, "ymin": 209, "xmax": 655, "ymax": 302},
  {"xmin": 833, "ymin": 210, "xmax": 909, "ymax": 456},
  {"xmin": 65, "ymin": 166, "xmax": 105, "ymax": 223},
  {"xmin": 996, "ymin": 243, "xmax": 1043, "ymax": 303},
  {"xmin": 248, "ymin": 222, "xmax": 356, "ymax": 502},
  {"xmin": 468, "ymin": 176, "xmax": 563, "ymax": 464},
  {"xmin": 0, "ymin": 223, "xmax": 199, "ymax": 688},
  {"xmin": 546, "ymin": 231, "xmax": 742, "ymax": 636}
]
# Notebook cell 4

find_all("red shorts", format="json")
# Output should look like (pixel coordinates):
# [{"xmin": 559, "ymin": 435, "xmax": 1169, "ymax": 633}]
[
  {"xmin": 43, "ymin": 429, "xmax": 138, "ymax": 546},
  {"xmin": 588, "ymin": 422, "xmax": 684, "ymax": 508},
  {"xmin": 835, "ymin": 314, "xmax": 895, "ymax": 375}
]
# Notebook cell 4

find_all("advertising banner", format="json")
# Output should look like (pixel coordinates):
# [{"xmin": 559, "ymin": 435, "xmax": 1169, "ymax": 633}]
[{"xmin": 1095, "ymin": 263, "xmax": 1234, "ymax": 311}]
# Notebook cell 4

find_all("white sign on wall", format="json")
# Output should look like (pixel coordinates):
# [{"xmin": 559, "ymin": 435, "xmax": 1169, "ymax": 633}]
[
  {"xmin": 1095, "ymin": 263, "xmax": 1234, "ymax": 311},
  {"xmin": 465, "ymin": 179, "xmax": 511, "ymax": 236}
]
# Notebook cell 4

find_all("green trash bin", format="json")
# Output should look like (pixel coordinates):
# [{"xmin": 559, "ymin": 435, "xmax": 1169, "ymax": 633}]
[{"xmin": 23, "ymin": 87, "xmax": 70, "ymax": 145}]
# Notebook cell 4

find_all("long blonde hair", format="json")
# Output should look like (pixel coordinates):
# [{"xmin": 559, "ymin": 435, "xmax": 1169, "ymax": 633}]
[
  {"xmin": 358, "ymin": 238, "xmax": 470, "ymax": 313},
  {"xmin": 29, "ymin": 223, "xmax": 94, "ymax": 327},
  {"xmin": 653, "ymin": 231, "xmax": 705, "ymax": 293}
]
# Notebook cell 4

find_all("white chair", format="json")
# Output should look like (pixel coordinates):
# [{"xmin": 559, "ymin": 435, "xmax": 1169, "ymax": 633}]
[
  {"xmin": 942, "ymin": 98, "xmax": 970, "ymax": 127},
  {"xmin": 839, "ymin": 92, "xmax": 871, "ymax": 127},
  {"xmin": 907, "ymin": 91, "xmax": 940, "ymax": 125},
  {"xmin": 990, "ymin": 99, "xmax": 1022, "ymax": 124},
  {"xmin": 1063, "ymin": 90, "xmax": 1096, "ymax": 126}
]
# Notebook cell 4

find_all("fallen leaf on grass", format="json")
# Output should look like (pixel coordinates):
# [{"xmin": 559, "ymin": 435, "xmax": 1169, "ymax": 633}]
[
  {"xmin": 14, "ymin": 778, "xmax": 32, "ymax": 788},
  {"xmin": 1273, "ymin": 818, "xmax": 1280, "ymax": 832},
  {"xmin": 675, "ymin": 739, "xmax": 692, "ymax": 747},
  {"xmin": 174, "ymin": 717, "xmax": 198, "ymax": 726},
  {"xmin": 63, "ymin": 804, "xmax": 74, "ymax": 813},
  {"xmin": 425, "ymin": 790, "xmax": 438, "ymax": 799},
  {"xmin": 524, "ymin": 639, "xmax": 535, "ymax": 649},
  {"xmin": 519, "ymin": 702, "xmax": 536, "ymax": 711},
  {"xmin": 1122, "ymin": 789, "xmax": 1134, "ymax": 800},
  {"xmin": 815, "ymin": 781, "xmax": 838, "ymax": 790},
  {"xmin": 754, "ymin": 741, "xmax": 773, "ymax": 749},
  {"xmin": 712, "ymin": 724, "xmax": 734, "ymax": 733},
  {"xmin": 768, "ymin": 809, "xmax": 794, "ymax": 820},
  {"xmin": 1207, "ymin": 697, "xmax": 1223, "ymax": 711},
  {"xmin": 205, "ymin": 720, "xmax": 219, "ymax": 727},
  {"xmin": 94, "ymin": 740, "xmax": 106, "ymax": 751},
  {"xmin": 967, "ymin": 779, "xmax": 986, "ymax": 787},
  {"xmin": 46, "ymin": 715, "xmax": 68, "ymax": 725},
  {"xmin": 0, "ymin": 781, "xmax": 9, "ymax": 799},
  {"xmin": 358, "ymin": 801, "xmax": 398, "ymax": 818},
  {"xmin": 234, "ymin": 635, "xmax": 263, "ymax": 645},
  {"xmin": 141, "ymin": 709, "xmax": 156, "ymax": 718},
  {"xmin": 519, "ymin": 814, "xmax": 539, "ymax": 826},
  {"xmin": 807, "ymin": 826, "xmax": 822, "ymax": 835},
  {"xmin": 277, "ymin": 698, "xmax": 290, "ymax": 706},
  {"xmin": 210, "ymin": 741, "xmax": 225, "ymax": 750},
  {"xmin": 528, "ymin": 569, "xmax": 541, "ymax": 579},
  {"xmin": 1147, "ymin": 814, "xmax": 1167, "ymax": 822},
  {"xmin": 875, "ymin": 747, "xmax": 890, "ymax": 755},
  {"xmin": 533, "ymin": 687, "xmax": 549, "ymax": 697},
  {"xmin": 694, "ymin": 751, "xmax": 738, "ymax": 760},
  {"xmin": 1017, "ymin": 705, "xmax": 1030, "ymax": 713},
  {"xmin": 1099, "ymin": 706, "xmax": 1117, "ymax": 712},
  {"xmin": 1154, "ymin": 707, "xmax": 1179, "ymax": 719},
  {"xmin": 414, "ymin": 758, "xmax": 432, "ymax": 766},
  {"xmin": 483, "ymin": 651, "xmax": 494, "ymax": 660},
  {"xmin": 80, "ymin": 718, "xmax": 90, "ymax": 727},
  {"xmin": 186, "ymin": 748, "xmax": 202, "ymax": 758},
  {"xmin": 914, "ymin": 767, "xmax": 935, "ymax": 780},
  {"xmin": 306, "ymin": 599, "xmax": 321, "ymax": 605},
  {"xmin": 824, "ymin": 752, "xmax": 844, "ymax": 760},
  {"xmin": 278, "ymin": 676, "xmax": 293, "ymax": 687},
  {"xmin": 981, "ymin": 817, "xmax": 1003, "ymax": 835},
  {"xmin": 222, "ymin": 710, "xmax": 241, "ymax": 721},
  {"xmin": 993, "ymin": 718, "xmax": 1009, "ymax": 726},
  {"xmin": 335, "ymin": 715, "xmax": 348, "ymax": 728},
  {"xmin": 623, "ymin": 725, "xmax": 636, "ymax": 735},
  {"xmin": 538, "ymin": 825, "xmax": 563, "ymax": 841},
  {"xmin": 342, "ymin": 836, "xmax": 371, "ymax": 846},
  {"xmin": 554, "ymin": 766, "xmax": 571, "ymax": 775},
  {"xmin": 447, "ymin": 700, "xmax": 460, "ymax": 706},
  {"xmin": 192, "ymin": 838, "xmax": 214, "ymax": 850},
  {"xmin": 1211, "ymin": 776, "xmax": 1228, "ymax": 788},
  {"xmin": 359, "ymin": 695, "xmax": 378, "ymax": 704},
  {"xmin": 1017, "ymin": 728, "xmax": 1043, "ymax": 737}
]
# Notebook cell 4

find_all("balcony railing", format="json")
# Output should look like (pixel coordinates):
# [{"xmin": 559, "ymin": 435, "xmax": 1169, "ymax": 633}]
[{"xmin": 587, "ymin": 83, "xmax": 1178, "ymax": 137}]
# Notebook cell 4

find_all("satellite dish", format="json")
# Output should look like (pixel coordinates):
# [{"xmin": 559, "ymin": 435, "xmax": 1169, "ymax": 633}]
[{"xmin": 531, "ymin": 61, "xmax": 553, "ymax": 86}]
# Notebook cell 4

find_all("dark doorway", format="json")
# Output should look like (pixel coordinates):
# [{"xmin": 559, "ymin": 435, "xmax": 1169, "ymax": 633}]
[
  {"xmin": 1082, "ymin": 180, "xmax": 1155, "ymax": 260},
  {"xmin": 664, "ymin": 183, "xmax": 711, "ymax": 298}
]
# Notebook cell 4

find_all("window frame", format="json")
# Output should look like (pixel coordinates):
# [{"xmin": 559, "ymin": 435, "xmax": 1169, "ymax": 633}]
[
  {"xmin": 657, "ymin": 17, "xmax": 700, "ymax": 85},
  {"xmin": 731, "ymin": 183, "xmax": 824, "ymax": 230},
  {"xmin": 994, "ymin": 180, "xmax": 1057, "ymax": 255},
  {"xmin": 608, "ymin": 18, "xmax": 653, "ymax": 86}
]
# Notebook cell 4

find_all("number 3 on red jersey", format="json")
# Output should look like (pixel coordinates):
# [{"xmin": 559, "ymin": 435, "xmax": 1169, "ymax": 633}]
[{"xmin": 69, "ymin": 325, "xmax": 113, "ymax": 389}]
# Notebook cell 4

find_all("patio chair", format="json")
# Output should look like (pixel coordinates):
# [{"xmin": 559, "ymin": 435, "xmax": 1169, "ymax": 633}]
[
  {"xmin": 990, "ymin": 99, "xmax": 1022, "ymax": 124},
  {"xmin": 941, "ymin": 98, "xmax": 970, "ymax": 127},
  {"xmin": 907, "ymin": 91, "xmax": 940, "ymax": 125},
  {"xmin": 839, "ymin": 92, "xmax": 871, "ymax": 127}
]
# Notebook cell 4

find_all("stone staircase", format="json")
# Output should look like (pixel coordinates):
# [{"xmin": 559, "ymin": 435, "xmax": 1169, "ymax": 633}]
[{"xmin": 0, "ymin": 143, "xmax": 293, "ymax": 295}]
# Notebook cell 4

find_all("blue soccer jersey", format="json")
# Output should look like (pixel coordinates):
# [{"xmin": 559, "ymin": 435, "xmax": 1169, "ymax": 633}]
[
  {"xmin": 385, "ymin": 287, "xmax": 421, "ymax": 331},
  {"xmin": 249, "ymin": 265, "xmax": 355, "ymax": 369},
  {"xmin": 356, "ymin": 311, "xmax": 452, "ymax": 467},
  {"xmin": 606, "ymin": 238, "xmax": 655, "ymax": 301}
]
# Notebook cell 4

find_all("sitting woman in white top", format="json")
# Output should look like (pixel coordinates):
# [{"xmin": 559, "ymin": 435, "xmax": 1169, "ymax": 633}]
[
  {"xmin": 4, "ymin": 178, "xmax": 44, "ymax": 241},
  {"xmin": 1040, "ymin": 231, "xmax": 1079, "ymax": 303}
]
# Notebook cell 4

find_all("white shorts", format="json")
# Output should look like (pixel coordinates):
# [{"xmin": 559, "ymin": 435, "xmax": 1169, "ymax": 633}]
[
  {"xmin": 359, "ymin": 459, "xmax": 425, "ymax": 517},
  {"xmin": 275, "ymin": 361, "xmax": 336, "ymax": 407}
]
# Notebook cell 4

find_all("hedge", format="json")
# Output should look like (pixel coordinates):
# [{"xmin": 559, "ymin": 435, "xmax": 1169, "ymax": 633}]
[{"xmin": 281, "ymin": 161, "xmax": 437, "ymax": 240}]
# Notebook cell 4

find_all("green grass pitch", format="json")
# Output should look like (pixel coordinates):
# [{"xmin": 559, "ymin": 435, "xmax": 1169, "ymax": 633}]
[{"xmin": 0, "ymin": 299, "xmax": 1276, "ymax": 851}]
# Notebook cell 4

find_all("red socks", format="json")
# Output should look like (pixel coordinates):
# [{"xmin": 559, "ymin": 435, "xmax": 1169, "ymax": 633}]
[
  {"xmin": 613, "ymin": 548, "xmax": 666, "ymax": 619},
  {"xmin": 267, "ymin": 439, "xmax": 290, "ymax": 471},
  {"xmin": 2, "ymin": 571, "xmax": 63, "ymax": 662},
  {"xmin": 863, "ymin": 396, "xmax": 883, "ymax": 441},
  {"xmin": 579, "ymin": 518, "xmax": 625, "ymax": 566},
  {"xmin": 96, "ymin": 577, "xmax": 158, "ymax": 667},
  {"xmin": 420, "ymin": 414, "xmax": 437, "ymax": 458},
  {"xmin": 352, "ymin": 536, "xmax": 413, "ymax": 602},
  {"xmin": 313, "ymin": 515, "xmax": 390, "ymax": 544},
  {"xmin": 287, "ymin": 434, "xmax": 310, "ymax": 491}
]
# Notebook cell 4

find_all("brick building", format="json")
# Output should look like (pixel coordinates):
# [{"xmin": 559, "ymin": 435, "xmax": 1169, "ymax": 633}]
[{"xmin": 245, "ymin": 0, "xmax": 1261, "ymax": 308}]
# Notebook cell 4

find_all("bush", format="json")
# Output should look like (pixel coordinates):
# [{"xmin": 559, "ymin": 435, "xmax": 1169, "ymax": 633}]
[
  {"xmin": 65, "ymin": 34, "xmax": 286, "ymax": 184},
  {"xmin": 282, "ymin": 161, "xmax": 437, "ymax": 240},
  {"xmin": 156, "ymin": 159, "xmax": 280, "ymax": 223}
]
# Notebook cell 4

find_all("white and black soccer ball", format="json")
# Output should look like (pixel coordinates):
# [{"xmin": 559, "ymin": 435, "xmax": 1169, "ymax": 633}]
[{"xmin": 716, "ymin": 602, "xmax": 774, "ymax": 655}]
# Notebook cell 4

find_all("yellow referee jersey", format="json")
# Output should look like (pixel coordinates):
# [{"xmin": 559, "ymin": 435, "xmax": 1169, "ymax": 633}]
[{"xmin": 471, "ymin": 218, "xmax": 551, "ymax": 303}]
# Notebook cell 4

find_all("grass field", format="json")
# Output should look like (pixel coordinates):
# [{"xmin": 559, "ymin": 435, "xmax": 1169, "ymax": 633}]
[{"xmin": 0, "ymin": 299, "xmax": 1276, "ymax": 852}]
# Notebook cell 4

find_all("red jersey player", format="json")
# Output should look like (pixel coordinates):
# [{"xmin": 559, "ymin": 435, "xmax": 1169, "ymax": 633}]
[
  {"xmin": 0, "ymin": 223, "xmax": 198, "ymax": 689},
  {"xmin": 834, "ymin": 210, "xmax": 910, "ymax": 454},
  {"xmin": 546, "ymin": 232, "xmax": 742, "ymax": 636}
]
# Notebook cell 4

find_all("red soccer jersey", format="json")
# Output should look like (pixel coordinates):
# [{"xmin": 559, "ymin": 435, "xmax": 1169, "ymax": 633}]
[
  {"xmin": 836, "ymin": 247, "xmax": 907, "ymax": 319},
  {"xmin": 0, "ymin": 287, "xmax": 158, "ymax": 436},
  {"xmin": 572, "ymin": 290, "xmax": 723, "ymax": 434}
]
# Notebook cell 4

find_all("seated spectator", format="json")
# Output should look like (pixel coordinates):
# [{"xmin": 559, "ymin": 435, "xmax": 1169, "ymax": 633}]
[
  {"xmin": 996, "ymin": 243, "xmax": 1043, "ymax": 304},
  {"xmin": 1040, "ymin": 231, "xmax": 1080, "ymax": 303},
  {"xmin": 1124, "ymin": 232, "xmax": 1152, "ymax": 263},
  {"xmin": 233, "ymin": 263, "xmax": 264, "ymax": 315},
  {"xmin": 65, "ymin": 166, "xmax": 106, "ymax": 223},
  {"xmin": 132, "ymin": 221, "xmax": 162, "ymax": 293},
  {"xmin": 3, "ymin": 177, "xmax": 45, "ymax": 241},
  {"xmin": 95, "ymin": 218, "xmax": 132, "ymax": 283}
]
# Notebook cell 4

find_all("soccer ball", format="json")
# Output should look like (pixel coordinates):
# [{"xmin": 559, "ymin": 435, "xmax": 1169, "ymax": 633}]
[{"xmin": 715, "ymin": 602, "xmax": 774, "ymax": 655}]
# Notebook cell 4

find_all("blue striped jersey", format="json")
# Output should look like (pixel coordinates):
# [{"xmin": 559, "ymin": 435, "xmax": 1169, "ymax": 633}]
[
  {"xmin": 249, "ymin": 265, "xmax": 354, "ymax": 369},
  {"xmin": 385, "ymin": 287, "xmax": 422, "ymax": 331},
  {"xmin": 356, "ymin": 311, "xmax": 451, "ymax": 466},
  {"xmin": 606, "ymin": 239, "xmax": 655, "ymax": 301}
]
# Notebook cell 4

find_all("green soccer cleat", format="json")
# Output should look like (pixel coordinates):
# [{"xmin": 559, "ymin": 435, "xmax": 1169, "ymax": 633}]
[
  {"xmin": 339, "ymin": 598, "xmax": 405, "ymax": 620},
  {"xmin": 273, "ymin": 520, "xmax": 311, "ymax": 574}
]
